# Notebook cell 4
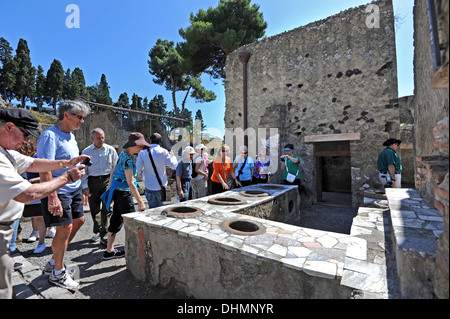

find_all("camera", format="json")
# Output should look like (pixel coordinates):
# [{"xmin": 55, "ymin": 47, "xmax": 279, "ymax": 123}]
[{"xmin": 81, "ymin": 157, "xmax": 92, "ymax": 166}]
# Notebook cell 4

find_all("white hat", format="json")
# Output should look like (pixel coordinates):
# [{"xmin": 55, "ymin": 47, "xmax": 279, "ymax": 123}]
[
  {"xmin": 183, "ymin": 146, "xmax": 196, "ymax": 154},
  {"xmin": 195, "ymin": 143, "xmax": 206, "ymax": 151}
]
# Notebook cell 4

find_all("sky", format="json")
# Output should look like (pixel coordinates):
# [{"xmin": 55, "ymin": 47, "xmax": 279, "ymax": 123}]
[{"xmin": 0, "ymin": 0, "xmax": 414, "ymax": 137}]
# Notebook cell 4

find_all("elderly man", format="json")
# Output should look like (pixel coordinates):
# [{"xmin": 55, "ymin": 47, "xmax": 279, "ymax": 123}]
[
  {"xmin": 0, "ymin": 108, "xmax": 87, "ymax": 299},
  {"xmin": 81, "ymin": 128, "xmax": 118, "ymax": 245},
  {"xmin": 37, "ymin": 99, "xmax": 91, "ymax": 290}
]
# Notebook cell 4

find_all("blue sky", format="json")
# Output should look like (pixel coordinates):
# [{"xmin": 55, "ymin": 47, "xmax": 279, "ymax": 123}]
[{"xmin": 0, "ymin": 0, "xmax": 414, "ymax": 137}]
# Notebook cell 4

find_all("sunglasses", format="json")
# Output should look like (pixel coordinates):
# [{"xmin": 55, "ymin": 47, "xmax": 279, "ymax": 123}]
[
  {"xmin": 17, "ymin": 126, "xmax": 32, "ymax": 139},
  {"xmin": 70, "ymin": 113, "xmax": 85, "ymax": 121}
]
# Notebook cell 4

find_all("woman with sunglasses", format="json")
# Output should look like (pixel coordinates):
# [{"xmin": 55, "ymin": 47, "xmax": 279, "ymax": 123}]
[{"xmin": 210, "ymin": 144, "xmax": 241, "ymax": 194}]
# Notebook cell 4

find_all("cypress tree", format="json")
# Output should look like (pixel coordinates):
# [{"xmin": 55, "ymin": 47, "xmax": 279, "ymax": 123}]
[
  {"xmin": 45, "ymin": 59, "xmax": 65, "ymax": 112},
  {"xmin": 13, "ymin": 39, "xmax": 36, "ymax": 108}
]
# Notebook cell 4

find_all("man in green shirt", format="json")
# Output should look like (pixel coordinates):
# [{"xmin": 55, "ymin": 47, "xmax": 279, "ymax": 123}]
[{"xmin": 377, "ymin": 138, "xmax": 402, "ymax": 189}]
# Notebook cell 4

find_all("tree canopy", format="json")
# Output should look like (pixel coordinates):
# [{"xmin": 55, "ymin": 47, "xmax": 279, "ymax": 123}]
[
  {"xmin": 148, "ymin": 38, "xmax": 216, "ymax": 117},
  {"xmin": 178, "ymin": 0, "xmax": 267, "ymax": 79}
]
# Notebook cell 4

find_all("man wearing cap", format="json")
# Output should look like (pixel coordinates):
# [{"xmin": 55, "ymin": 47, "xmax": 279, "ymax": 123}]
[
  {"xmin": 136, "ymin": 133, "xmax": 178, "ymax": 208},
  {"xmin": 0, "ymin": 108, "xmax": 87, "ymax": 298},
  {"xmin": 81, "ymin": 128, "xmax": 118, "ymax": 245},
  {"xmin": 176, "ymin": 146, "xmax": 196, "ymax": 202},
  {"xmin": 377, "ymin": 138, "xmax": 402, "ymax": 189},
  {"xmin": 101, "ymin": 132, "xmax": 148, "ymax": 260},
  {"xmin": 192, "ymin": 144, "xmax": 209, "ymax": 199},
  {"xmin": 37, "ymin": 100, "xmax": 91, "ymax": 290}
]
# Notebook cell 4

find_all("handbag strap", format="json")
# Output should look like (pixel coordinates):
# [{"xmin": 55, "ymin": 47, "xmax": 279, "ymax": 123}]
[
  {"xmin": 147, "ymin": 148, "xmax": 163, "ymax": 189},
  {"xmin": 221, "ymin": 159, "xmax": 228, "ymax": 180},
  {"xmin": 236, "ymin": 155, "xmax": 247, "ymax": 178}
]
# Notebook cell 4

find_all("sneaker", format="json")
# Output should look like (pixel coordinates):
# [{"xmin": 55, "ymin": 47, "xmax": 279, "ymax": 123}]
[
  {"xmin": 45, "ymin": 228, "xmax": 56, "ymax": 238},
  {"xmin": 27, "ymin": 230, "xmax": 39, "ymax": 242},
  {"xmin": 13, "ymin": 260, "xmax": 23, "ymax": 271},
  {"xmin": 99, "ymin": 237, "xmax": 107, "ymax": 246},
  {"xmin": 48, "ymin": 269, "xmax": 79, "ymax": 290},
  {"xmin": 103, "ymin": 249, "xmax": 125, "ymax": 260},
  {"xmin": 33, "ymin": 242, "xmax": 46, "ymax": 254},
  {"xmin": 90, "ymin": 233, "xmax": 100, "ymax": 243},
  {"xmin": 43, "ymin": 261, "xmax": 76, "ymax": 276}
]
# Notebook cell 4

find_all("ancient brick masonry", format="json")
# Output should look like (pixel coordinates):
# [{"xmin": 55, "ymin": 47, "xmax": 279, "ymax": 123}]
[{"xmin": 414, "ymin": 117, "xmax": 448, "ymax": 287}]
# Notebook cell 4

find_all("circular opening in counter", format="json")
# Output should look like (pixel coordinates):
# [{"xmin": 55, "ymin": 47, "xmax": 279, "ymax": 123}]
[
  {"xmin": 221, "ymin": 219, "xmax": 265, "ymax": 236},
  {"xmin": 207, "ymin": 197, "xmax": 247, "ymax": 205},
  {"xmin": 239, "ymin": 190, "xmax": 269, "ymax": 197},
  {"xmin": 258, "ymin": 185, "xmax": 284, "ymax": 190},
  {"xmin": 161, "ymin": 206, "xmax": 204, "ymax": 218}
]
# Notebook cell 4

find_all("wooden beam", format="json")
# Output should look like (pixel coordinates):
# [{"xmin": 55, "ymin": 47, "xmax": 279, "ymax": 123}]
[
  {"xmin": 304, "ymin": 133, "xmax": 361, "ymax": 143},
  {"xmin": 315, "ymin": 151, "xmax": 351, "ymax": 157}
]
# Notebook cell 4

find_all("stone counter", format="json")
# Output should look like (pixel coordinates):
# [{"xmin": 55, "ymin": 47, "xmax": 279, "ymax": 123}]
[{"xmin": 123, "ymin": 185, "xmax": 354, "ymax": 298}]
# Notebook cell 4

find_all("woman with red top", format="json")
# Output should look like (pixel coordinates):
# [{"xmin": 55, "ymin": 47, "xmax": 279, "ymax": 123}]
[{"xmin": 210, "ymin": 144, "xmax": 241, "ymax": 194}]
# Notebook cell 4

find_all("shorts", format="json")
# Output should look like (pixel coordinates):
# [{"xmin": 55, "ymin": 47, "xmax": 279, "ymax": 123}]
[
  {"xmin": 22, "ymin": 204, "xmax": 43, "ymax": 218},
  {"xmin": 41, "ymin": 188, "xmax": 84, "ymax": 227}
]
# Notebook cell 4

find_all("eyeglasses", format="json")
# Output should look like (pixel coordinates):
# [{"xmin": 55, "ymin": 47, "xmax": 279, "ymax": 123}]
[
  {"xmin": 70, "ymin": 113, "xmax": 85, "ymax": 121},
  {"xmin": 221, "ymin": 150, "xmax": 227, "ymax": 153},
  {"xmin": 17, "ymin": 126, "xmax": 31, "ymax": 139},
  {"xmin": 242, "ymin": 152, "xmax": 248, "ymax": 155}
]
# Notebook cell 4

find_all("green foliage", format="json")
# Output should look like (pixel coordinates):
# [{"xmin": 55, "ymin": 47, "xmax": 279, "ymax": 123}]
[
  {"xmin": 13, "ymin": 39, "xmax": 36, "ymax": 108},
  {"xmin": 68, "ymin": 68, "xmax": 86, "ymax": 100},
  {"xmin": 33, "ymin": 65, "xmax": 46, "ymax": 109},
  {"xmin": 45, "ymin": 59, "xmax": 65, "ymax": 110},
  {"xmin": 97, "ymin": 74, "xmax": 112, "ymax": 105},
  {"xmin": 148, "ymin": 38, "xmax": 216, "ymax": 119},
  {"xmin": 0, "ymin": 37, "xmax": 16, "ymax": 102},
  {"xmin": 179, "ymin": 0, "xmax": 267, "ymax": 79}
]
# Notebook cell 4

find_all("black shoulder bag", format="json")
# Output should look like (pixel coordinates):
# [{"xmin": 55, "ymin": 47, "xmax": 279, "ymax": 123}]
[{"xmin": 147, "ymin": 148, "xmax": 166, "ymax": 202}]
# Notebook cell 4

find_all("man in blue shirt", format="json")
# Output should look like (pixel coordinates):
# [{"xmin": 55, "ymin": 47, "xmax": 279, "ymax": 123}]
[
  {"xmin": 233, "ymin": 145, "xmax": 254, "ymax": 187},
  {"xmin": 37, "ymin": 100, "xmax": 91, "ymax": 290}
]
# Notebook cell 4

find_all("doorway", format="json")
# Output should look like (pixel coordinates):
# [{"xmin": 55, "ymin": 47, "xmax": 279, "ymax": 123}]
[{"xmin": 315, "ymin": 141, "xmax": 352, "ymax": 207}]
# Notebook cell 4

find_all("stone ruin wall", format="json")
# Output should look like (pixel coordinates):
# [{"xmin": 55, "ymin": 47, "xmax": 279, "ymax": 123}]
[{"xmin": 225, "ymin": 0, "xmax": 400, "ymax": 205}]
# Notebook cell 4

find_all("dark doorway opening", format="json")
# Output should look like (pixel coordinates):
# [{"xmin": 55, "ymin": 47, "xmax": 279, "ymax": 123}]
[{"xmin": 315, "ymin": 141, "xmax": 352, "ymax": 207}]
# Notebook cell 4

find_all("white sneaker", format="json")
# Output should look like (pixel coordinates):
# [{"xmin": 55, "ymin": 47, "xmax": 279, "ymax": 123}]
[
  {"xmin": 48, "ymin": 269, "xmax": 79, "ymax": 290},
  {"xmin": 33, "ymin": 242, "xmax": 46, "ymax": 254},
  {"xmin": 46, "ymin": 228, "xmax": 56, "ymax": 238},
  {"xmin": 27, "ymin": 230, "xmax": 39, "ymax": 242}
]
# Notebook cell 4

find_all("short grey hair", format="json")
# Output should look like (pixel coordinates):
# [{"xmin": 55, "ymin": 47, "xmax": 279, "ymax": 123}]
[
  {"xmin": 57, "ymin": 99, "xmax": 91, "ymax": 121},
  {"xmin": 90, "ymin": 128, "xmax": 104, "ymax": 138}
]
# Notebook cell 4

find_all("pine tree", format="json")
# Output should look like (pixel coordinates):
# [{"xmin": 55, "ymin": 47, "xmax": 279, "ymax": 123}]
[
  {"xmin": 62, "ymin": 68, "xmax": 71, "ymax": 100},
  {"xmin": 114, "ymin": 92, "xmax": 130, "ymax": 117},
  {"xmin": 131, "ymin": 93, "xmax": 142, "ymax": 110},
  {"xmin": 148, "ymin": 39, "xmax": 216, "ymax": 117},
  {"xmin": 33, "ymin": 65, "xmax": 46, "ymax": 111},
  {"xmin": 68, "ymin": 67, "xmax": 86, "ymax": 100},
  {"xmin": 179, "ymin": 0, "xmax": 267, "ymax": 79},
  {"xmin": 45, "ymin": 59, "xmax": 65, "ymax": 112},
  {"xmin": 13, "ymin": 39, "xmax": 36, "ymax": 108},
  {"xmin": 97, "ymin": 74, "xmax": 112, "ymax": 105},
  {"xmin": 195, "ymin": 109, "xmax": 206, "ymax": 131},
  {"xmin": 0, "ymin": 37, "xmax": 16, "ymax": 102}
]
